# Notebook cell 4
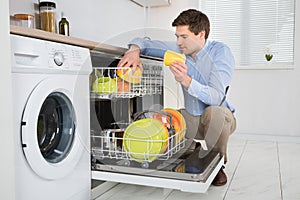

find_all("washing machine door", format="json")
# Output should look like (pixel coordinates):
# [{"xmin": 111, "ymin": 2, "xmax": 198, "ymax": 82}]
[{"xmin": 21, "ymin": 77, "xmax": 86, "ymax": 180}]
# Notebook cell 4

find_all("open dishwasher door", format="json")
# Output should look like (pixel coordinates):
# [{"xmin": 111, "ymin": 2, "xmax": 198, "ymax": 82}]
[
  {"xmin": 89, "ymin": 51, "xmax": 224, "ymax": 194},
  {"xmin": 91, "ymin": 138, "xmax": 224, "ymax": 193}
]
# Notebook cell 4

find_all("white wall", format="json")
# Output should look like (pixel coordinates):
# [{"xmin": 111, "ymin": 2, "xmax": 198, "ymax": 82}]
[
  {"xmin": 9, "ymin": 0, "xmax": 146, "ymax": 47},
  {"xmin": 8, "ymin": 0, "xmax": 300, "ymax": 137},
  {"xmin": 227, "ymin": 1, "xmax": 300, "ymax": 137},
  {"xmin": 0, "ymin": 0, "xmax": 15, "ymax": 199}
]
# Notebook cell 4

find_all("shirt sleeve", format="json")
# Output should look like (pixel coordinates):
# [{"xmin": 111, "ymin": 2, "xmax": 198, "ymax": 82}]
[{"xmin": 129, "ymin": 38, "xmax": 179, "ymax": 58}]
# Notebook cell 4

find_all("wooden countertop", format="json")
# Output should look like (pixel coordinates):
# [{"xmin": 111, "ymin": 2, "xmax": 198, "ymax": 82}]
[
  {"xmin": 10, "ymin": 25, "xmax": 163, "ymax": 61},
  {"xmin": 10, "ymin": 25, "xmax": 127, "ymax": 55}
]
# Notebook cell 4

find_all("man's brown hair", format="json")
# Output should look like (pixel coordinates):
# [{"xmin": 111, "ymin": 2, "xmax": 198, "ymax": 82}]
[{"xmin": 172, "ymin": 9, "xmax": 210, "ymax": 39}]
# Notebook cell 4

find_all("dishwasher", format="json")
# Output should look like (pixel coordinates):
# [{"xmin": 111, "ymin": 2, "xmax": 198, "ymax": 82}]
[{"xmin": 89, "ymin": 50, "xmax": 224, "ymax": 195}]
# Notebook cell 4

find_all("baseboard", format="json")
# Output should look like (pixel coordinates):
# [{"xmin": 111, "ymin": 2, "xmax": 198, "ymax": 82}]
[{"xmin": 231, "ymin": 132, "xmax": 300, "ymax": 143}]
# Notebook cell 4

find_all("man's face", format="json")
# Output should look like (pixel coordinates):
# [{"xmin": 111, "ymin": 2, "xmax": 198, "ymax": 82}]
[{"xmin": 175, "ymin": 25, "xmax": 205, "ymax": 58}]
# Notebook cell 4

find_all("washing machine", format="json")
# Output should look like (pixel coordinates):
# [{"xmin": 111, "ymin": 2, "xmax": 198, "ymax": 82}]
[{"xmin": 11, "ymin": 34, "xmax": 92, "ymax": 200}]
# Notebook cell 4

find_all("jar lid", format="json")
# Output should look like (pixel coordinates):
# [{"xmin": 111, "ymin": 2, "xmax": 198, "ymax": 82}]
[
  {"xmin": 14, "ymin": 14, "xmax": 34, "ymax": 20},
  {"xmin": 39, "ymin": 1, "xmax": 56, "ymax": 8}
]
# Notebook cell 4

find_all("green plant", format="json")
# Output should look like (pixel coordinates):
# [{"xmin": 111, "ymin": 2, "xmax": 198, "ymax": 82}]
[
  {"xmin": 265, "ymin": 53, "xmax": 273, "ymax": 61},
  {"xmin": 264, "ymin": 47, "xmax": 273, "ymax": 62}
]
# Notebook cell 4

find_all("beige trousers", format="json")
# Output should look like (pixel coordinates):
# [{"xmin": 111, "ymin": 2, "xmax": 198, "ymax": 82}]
[{"xmin": 179, "ymin": 106, "xmax": 236, "ymax": 163}]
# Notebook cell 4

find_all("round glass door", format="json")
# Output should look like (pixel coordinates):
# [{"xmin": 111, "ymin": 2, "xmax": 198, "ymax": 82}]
[
  {"xmin": 21, "ymin": 77, "xmax": 85, "ymax": 180},
  {"xmin": 37, "ymin": 92, "xmax": 75, "ymax": 164}
]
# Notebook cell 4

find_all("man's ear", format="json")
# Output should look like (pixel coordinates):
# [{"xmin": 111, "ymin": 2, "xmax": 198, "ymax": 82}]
[{"xmin": 198, "ymin": 30, "xmax": 206, "ymax": 39}]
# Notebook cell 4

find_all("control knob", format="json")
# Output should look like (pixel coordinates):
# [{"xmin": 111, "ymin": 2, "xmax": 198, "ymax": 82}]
[{"xmin": 53, "ymin": 52, "xmax": 64, "ymax": 66}]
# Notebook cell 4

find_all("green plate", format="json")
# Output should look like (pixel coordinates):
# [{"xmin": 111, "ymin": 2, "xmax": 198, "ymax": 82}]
[{"xmin": 123, "ymin": 118, "xmax": 168, "ymax": 162}]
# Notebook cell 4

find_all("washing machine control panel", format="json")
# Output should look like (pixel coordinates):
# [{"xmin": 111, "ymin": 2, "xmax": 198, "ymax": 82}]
[
  {"xmin": 45, "ymin": 42, "xmax": 92, "ymax": 74},
  {"xmin": 48, "ymin": 44, "xmax": 82, "ymax": 69},
  {"xmin": 11, "ymin": 35, "xmax": 92, "ymax": 74}
]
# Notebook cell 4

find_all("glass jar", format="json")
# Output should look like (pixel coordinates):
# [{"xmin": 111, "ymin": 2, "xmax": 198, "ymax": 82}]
[
  {"xmin": 39, "ymin": 1, "xmax": 56, "ymax": 33},
  {"xmin": 13, "ymin": 14, "xmax": 35, "ymax": 28}
]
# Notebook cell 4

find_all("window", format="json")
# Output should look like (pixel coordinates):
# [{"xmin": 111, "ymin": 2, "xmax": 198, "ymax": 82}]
[{"xmin": 199, "ymin": 0, "xmax": 295, "ymax": 66}]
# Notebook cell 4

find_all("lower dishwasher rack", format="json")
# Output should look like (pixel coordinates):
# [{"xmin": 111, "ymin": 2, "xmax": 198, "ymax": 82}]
[
  {"xmin": 91, "ymin": 127, "xmax": 186, "ymax": 167},
  {"xmin": 91, "ymin": 136, "xmax": 224, "ymax": 194}
]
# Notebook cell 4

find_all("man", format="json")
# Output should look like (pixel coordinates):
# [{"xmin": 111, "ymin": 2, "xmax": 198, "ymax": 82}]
[{"xmin": 118, "ymin": 9, "xmax": 236, "ymax": 186}]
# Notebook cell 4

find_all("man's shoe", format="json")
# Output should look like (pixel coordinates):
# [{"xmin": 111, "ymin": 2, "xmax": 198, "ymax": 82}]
[{"xmin": 212, "ymin": 166, "xmax": 227, "ymax": 186}]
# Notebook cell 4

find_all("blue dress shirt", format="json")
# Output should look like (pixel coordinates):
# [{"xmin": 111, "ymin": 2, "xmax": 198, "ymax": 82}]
[{"xmin": 130, "ymin": 38, "xmax": 235, "ymax": 116}]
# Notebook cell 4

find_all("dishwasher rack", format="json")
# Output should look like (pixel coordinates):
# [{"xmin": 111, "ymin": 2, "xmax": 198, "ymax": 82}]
[
  {"xmin": 90, "ymin": 64, "xmax": 163, "ymax": 99},
  {"xmin": 91, "ymin": 128, "xmax": 186, "ymax": 168}
]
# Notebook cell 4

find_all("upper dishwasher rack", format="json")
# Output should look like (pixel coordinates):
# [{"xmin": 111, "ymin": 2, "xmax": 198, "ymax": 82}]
[{"xmin": 90, "ymin": 58, "xmax": 164, "ymax": 99}]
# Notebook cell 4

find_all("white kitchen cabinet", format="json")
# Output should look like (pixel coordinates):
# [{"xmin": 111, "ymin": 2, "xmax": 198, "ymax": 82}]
[
  {"xmin": 130, "ymin": 0, "xmax": 171, "ymax": 7},
  {"xmin": 1, "ymin": 2, "xmax": 15, "ymax": 200}
]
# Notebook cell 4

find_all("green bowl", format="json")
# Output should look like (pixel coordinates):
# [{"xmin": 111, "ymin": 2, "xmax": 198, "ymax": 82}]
[{"xmin": 92, "ymin": 77, "xmax": 117, "ymax": 94}]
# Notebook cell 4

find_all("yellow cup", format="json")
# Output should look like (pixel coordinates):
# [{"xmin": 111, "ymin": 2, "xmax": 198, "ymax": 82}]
[{"xmin": 163, "ymin": 50, "xmax": 186, "ymax": 66}]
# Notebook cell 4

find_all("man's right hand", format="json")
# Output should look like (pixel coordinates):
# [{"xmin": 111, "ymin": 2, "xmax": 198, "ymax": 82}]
[
  {"xmin": 169, "ymin": 61, "xmax": 192, "ymax": 89},
  {"xmin": 117, "ymin": 44, "xmax": 143, "ymax": 72}
]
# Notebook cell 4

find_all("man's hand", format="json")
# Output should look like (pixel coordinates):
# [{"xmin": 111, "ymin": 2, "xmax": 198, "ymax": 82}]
[
  {"xmin": 118, "ymin": 44, "xmax": 143, "ymax": 72},
  {"xmin": 169, "ymin": 61, "xmax": 192, "ymax": 89}
]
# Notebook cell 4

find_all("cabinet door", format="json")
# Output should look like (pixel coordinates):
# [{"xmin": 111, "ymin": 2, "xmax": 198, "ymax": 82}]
[
  {"xmin": 163, "ymin": 67, "xmax": 184, "ymax": 109},
  {"xmin": 130, "ymin": 0, "xmax": 170, "ymax": 7}
]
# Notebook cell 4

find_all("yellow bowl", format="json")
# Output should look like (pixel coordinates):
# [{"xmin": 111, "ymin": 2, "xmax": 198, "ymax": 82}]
[
  {"xmin": 163, "ymin": 50, "xmax": 186, "ymax": 66},
  {"xmin": 116, "ymin": 68, "xmax": 142, "ymax": 84},
  {"xmin": 92, "ymin": 77, "xmax": 117, "ymax": 94},
  {"xmin": 123, "ymin": 118, "xmax": 168, "ymax": 162}
]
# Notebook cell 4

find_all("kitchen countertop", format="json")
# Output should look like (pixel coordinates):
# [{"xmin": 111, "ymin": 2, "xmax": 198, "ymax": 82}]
[
  {"xmin": 10, "ymin": 25, "xmax": 163, "ymax": 61},
  {"xmin": 10, "ymin": 25, "xmax": 127, "ymax": 55}
]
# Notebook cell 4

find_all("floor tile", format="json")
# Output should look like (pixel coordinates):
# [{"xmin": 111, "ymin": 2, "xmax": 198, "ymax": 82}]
[
  {"xmin": 95, "ymin": 183, "xmax": 171, "ymax": 200},
  {"xmin": 225, "ymin": 140, "xmax": 282, "ymax": 200},
  {"xmin": 278, "ymin": 142, "xmax": 300, "ymax": 200}
]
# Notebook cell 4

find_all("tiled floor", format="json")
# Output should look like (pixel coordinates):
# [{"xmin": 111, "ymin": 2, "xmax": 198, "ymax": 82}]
[{"xmin": 93, "ymin": 133, "xmax": 300, "ymax": 200}]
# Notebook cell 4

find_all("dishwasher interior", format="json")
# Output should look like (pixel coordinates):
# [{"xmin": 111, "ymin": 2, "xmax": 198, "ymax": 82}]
[{"xmin": 89, "ymin": 51, "xmax": 224, "ymax": 194}]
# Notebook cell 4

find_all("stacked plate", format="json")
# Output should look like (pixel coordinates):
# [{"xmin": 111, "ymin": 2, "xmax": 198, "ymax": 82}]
[
  {"xmin": 161, "ymin": 108, "xmax": 186, "ymax": 145},
  {"xmin": 123, "ymin": 118, "xmax": 168, "ymax": 162},
  {"xmin": 152, "ymin": 108, "xmax": 186, "ymax": 145}
]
